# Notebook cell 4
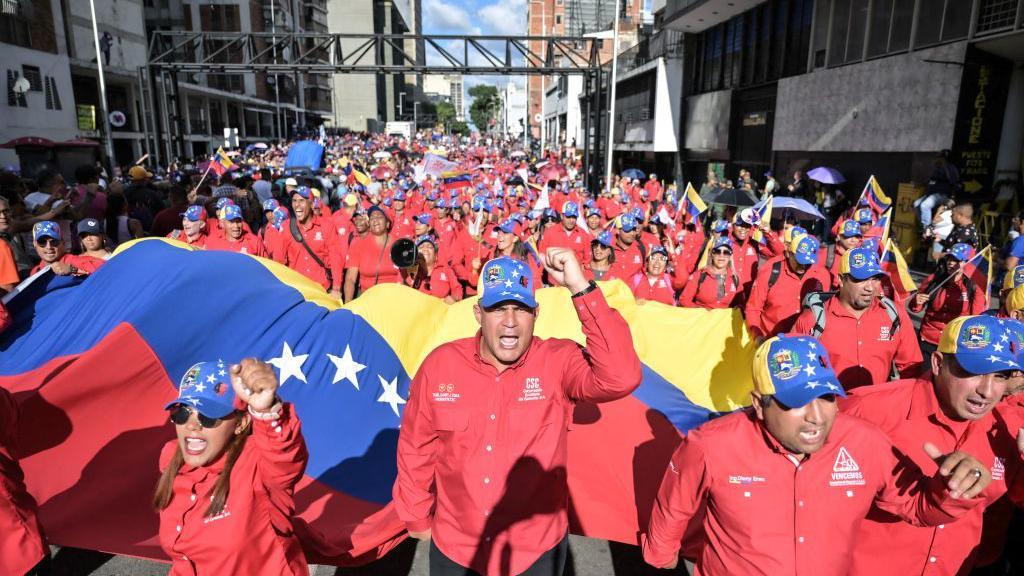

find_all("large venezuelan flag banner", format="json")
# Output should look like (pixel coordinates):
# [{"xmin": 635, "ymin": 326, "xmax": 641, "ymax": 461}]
[{"xmin": 0, "ymin": 239, "xmax": 755, "ymax": 564}]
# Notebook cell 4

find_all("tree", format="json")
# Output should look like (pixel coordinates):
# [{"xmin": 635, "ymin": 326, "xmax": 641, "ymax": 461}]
[
  {"xmin": 450, "ymin": 120, "xmax": 470, "ymax": 136},
  {"xmin": 468, "ymin": 84, "xmax": 502, "ymax": 134},
  {"xmin": 436, "ymin": 101, "xmax": 456, "ymax": 128}
]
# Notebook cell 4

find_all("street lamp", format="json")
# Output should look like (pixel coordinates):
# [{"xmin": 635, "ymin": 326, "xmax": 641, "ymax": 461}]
[
  {"xmin": 583, "ymin": 2, "xmax": 620, "ymax": 192},
  {"xmin": 88, "ymin": 0, "xmax": 115, "ymax": 167}
]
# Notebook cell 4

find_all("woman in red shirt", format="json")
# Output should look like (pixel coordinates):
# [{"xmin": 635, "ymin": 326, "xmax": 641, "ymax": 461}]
[
  {"xmin": 909, "ymin": 243, "xmax": 988, "ymax": 357},
  {"xmin": 154, "ymin": 358, "xmax": 307, "ymax": 576},
  {"xmin": 403, "ymin": 235, "xmax": 461, "ymax": 302},
  {"xmin": 343, "ymin": 206, "xmax": 401, "ymax": 301},
  {"xmin": 629, "ymin": 245, "xmax": 677, "ymax": 306},
  {"xmin": 679, "ymin": 237, "xmax": 742, "ymax": 309}
]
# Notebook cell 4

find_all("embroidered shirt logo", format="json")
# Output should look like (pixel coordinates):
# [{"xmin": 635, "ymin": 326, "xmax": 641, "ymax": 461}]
[
  {"xmin": 517, "ymin": 377, "xmax": 546, "ymax": 402},
  {"xmin": 879, "ymin": 326, "xmax": 891, "ymax": 341},
  {"xmin": 993, "ymin": 457, "xmax": 1006, "ymax": 481},
  {"xmin": 829, "ymin": 447, "xmax": 866, "ymax": 487},
  {"xmin": 314, "ymin": 231, "xmax": 323, "ymax": 241},
  {"xmin": 431, "ymin": 382, "xmax": 460, "ymax": 403}
]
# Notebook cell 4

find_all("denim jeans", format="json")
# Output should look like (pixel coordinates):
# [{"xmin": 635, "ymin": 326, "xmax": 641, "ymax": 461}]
[{"xmin": 914, "ymin": 193, "xmax": 947, "ymax": 231}]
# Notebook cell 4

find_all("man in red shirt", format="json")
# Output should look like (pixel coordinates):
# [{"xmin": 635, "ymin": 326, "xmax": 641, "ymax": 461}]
[
  {"xmin": 609, "ymin": 214, "xmax": 645, "ymax": 280},
  {"xmin": 745, "ymin": 235, "xmax": 830, "ymax": 340},
  {"xmin": 539, "ymin": 201, "xmax": 589, "ymax": 264},
  {"xmin": 387, "ymin": 190, "xmax": 415, "ymax": 239},
  {"xmin": 167, "ymin": 205, "xmax": 210, "ymax": 249},
  {"xmin": 843, "ymin": 315, "xmax": 1023, "ymax": 576},
  {"xmin": 30, "ymin": 221, "xmax": 92, "ymax": 277},
  {"xmin": 395, "ymin": 248, "xmax": 642, "ymax": 576},
  {"xmin": 205, "ymin": 204, "xmax": 268, "ymax": 257},
  {"xmin": 792, "ymin": 247, "xmax": 923, "ymax": 390},
  {"xmin": 275, "ymin": 187, "xmax": 345, "ymax": 299},
  {"xmin": 643, "ymin": 334, "xmax": 993, "ymax": 574},
  {"xmin": 731, "ymin": 209, "xmax": 772, "ymax": 295}
]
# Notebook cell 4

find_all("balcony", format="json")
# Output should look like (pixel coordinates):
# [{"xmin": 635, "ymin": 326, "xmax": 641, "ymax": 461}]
[
  {"xmin": 617, "ymin": 29, "xmax": 684, "ymax": 76},
  {"xmin": 975, "ymin": 0, "xmax": 1023, "ymax": 35}
]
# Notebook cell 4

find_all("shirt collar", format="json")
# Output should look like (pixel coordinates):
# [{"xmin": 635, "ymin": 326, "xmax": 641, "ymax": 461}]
[{"xmin": 828, "ymin": 294, "xmax": 880, "ymax": 319}]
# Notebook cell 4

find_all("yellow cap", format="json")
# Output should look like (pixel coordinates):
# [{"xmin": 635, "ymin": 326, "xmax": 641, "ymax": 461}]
[
  {"xmin": 1004, "ymin": 265, "xmax": 1024, "ymax": 291},
  {"xmin": 1007, "ymin": 285, "xmax": 1024, "ymax": 314}
]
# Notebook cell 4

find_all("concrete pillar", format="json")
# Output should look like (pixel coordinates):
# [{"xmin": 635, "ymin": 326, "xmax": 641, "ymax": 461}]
[{"xmin": 996, "ymin": 62, "xmax": 1024, "ymax": 182}]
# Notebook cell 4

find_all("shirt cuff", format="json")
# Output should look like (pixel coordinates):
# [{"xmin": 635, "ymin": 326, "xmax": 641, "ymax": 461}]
[{"xmin": 572, "ymin": 286, "xmax": 613, "ymax": 321}]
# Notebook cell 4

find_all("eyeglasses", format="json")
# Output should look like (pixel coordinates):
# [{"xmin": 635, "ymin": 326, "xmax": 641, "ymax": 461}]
[
  {"xmin": 712, "ymin": 248, "xmax": 732, "ymax": 255},
  {"xmin": 169, "ymin": 404, "xmax": 229, "ymax": 428},
  {"xmin": 36, "ymin": 238, "xmax": 60, "ymax": 248}
]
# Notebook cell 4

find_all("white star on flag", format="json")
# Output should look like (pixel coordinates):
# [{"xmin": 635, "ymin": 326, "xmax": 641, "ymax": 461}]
[
  {"xmin": 803, "ymin": 365, "xmax": 817, "ymax": 376},
  {"xmin": 994, "ymin": 343, "xmax": 1004, "ymax": 352},
  {"xmin": 327, "ymin": 345, "xmax": 366, "ymax": 390},
  {"xmin": 1001, "ymin": 333, "xmax": 1010, "ymax": 343},
  {"xmin": 194, "ymin": 383, "xmax": 206, "ymax": 393},
  {"xmin": 218, "ymin": 369, "xmax": 226, "ymax": 377},
  {"xmin": 511, "ymin": 270, "xmax": 521, "ymax": 279},
  {"xmin": 377, "ymin": 375, "xmax": 406, "ymax": 417},
  {"xmin": 269, "ymin": 342, "xmax": 309, "ymax": 385},
  {"xmin": 806, "ymin": 352, "xmax": 817, "ymax": 361},
  {"xmin": 206, "ymin": 374, "xmax": 216, "ymax": 383}
]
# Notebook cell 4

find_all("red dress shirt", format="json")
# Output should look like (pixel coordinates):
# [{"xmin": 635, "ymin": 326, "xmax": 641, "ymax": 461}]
[
  {"xmin": 205, "ymin": 231, "xmax": 268, "ymax": 257},
  {"xmin": 159, "ymin": 403, "xmax": 308, "ymax": 576},
  {"xmin": 730, "ymin": 234, "xmax": 766, "ymax": 293},
  {"xmin": 275, "ymin": 215, "xmax": 345, "ymax": 291},
  {"xmin": 539, "ymin": 225, "xmax": 590, "ymax": 264},
  {"xmin": 167, "ymin": 229, "xmax": 209, "ymax": 249},
  {"xmin": 0, "ymin": 387, "xmax": 47, "ymax": 575},
  {"xmin": 630, "ymin": 272, "xmax": 677, "ymax": 306},
  {"xmin": 744, "ymin": 258, "xmax": 830, "ymax": 339},
  {"xmin": 610, "ymin": 241, "xmax": 644, "ymax": 280},
  {"xmin": 910, "ymin": 274, "xmax": 988, "ymax": 345},
  {"xmin": 404, "ymin": 264, "xmax": 461, "ymax": 299},
  {"xmin": 642, "ymin": 409, "xmax": 983, "ymax": 575},
  {"xmin": 346, "ymin": 234, "xmax": 402, "ymax": 293},
  {"xmin": 394, "ymin": 290, "xmax": 642, "ymax": 576},
  {"xmin": 791, "ymin": 297, "xmax": 924, "ymax": 390},
  {"xmin": 29, "ymin": 253, "xmax": 97, "ymax": 275},
  {"xmin": 678, "ymin": 268, "xmax": 741, "ymax": 309},
  {"xmin": 842, "ymin": 378, "xmax": 1022, "ymax": 576}
]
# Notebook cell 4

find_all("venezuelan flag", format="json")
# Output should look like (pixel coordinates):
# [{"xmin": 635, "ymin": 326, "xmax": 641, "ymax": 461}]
[
  {"xmin": 684, "ymin": 182, "xmax": 707, "ymax": 222},
  {"xmin": 210, "ymin": 146, "xmax": 236, "ymax": 176},
  {"xmin": 751, "ymin": 195, "xmax": 773, "ymax": 245},
  {"xmin": 962, "ymin": 245, "xmax": 994, "ymax": 307},
  {"xmin": 0, "ymin": 240, "xmax": 756, "ymax": 561},
  {"xmin": 442, "ymin": 171, "xmax": 474, "ymax": 191},
  {"xmin": 861, "ymin": 175, "xmax": 891, "ymax": 215},
  {"xmin": 864, "ymin": 208, "xmax": 892, "ymax": 249},
  {"xmin": 881, "ymin": 239, "xmax": 917, "ymax": 298}
]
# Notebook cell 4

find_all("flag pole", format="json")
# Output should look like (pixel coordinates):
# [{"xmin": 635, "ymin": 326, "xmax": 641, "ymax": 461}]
[{"xmin": 925, "ymin": 245, "xmax": 989, "ymax": 297}]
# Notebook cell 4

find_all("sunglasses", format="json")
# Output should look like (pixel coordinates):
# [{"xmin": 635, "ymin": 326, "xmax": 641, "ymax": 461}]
[
  {"xmin": 712, "ymin": 248, "xmax": 733, "ymax": 255},
  {"xmin": 169, "ymin": 404, "xmax": 229, "ymax": 428},
  {"xmin": 36, "ymin": 238, "xmax": 60, "ymax": 247}
]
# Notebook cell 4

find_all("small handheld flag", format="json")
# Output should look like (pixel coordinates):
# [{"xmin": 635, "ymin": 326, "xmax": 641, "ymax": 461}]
[
  {"xmin": 880, "ymin": 239, "xmax": 917, "ymax": 298},
  {"xmin": 210, "ymin": 147, "xmax": 236, "ymax": 177},
  {"xmin": 860, "ymin": 175, "xmax": 891, "ymax": 215},
  {"xmin": 684, "ymin": 183, "xmax": 707, "ymax": 222}
]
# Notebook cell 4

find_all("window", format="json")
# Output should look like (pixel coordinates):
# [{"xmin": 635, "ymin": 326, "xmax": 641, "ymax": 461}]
[
  {"xmin": 7, "ymin": 69, "xmax": 26, "ymax": 107},
  {"xmin": 784, "ymin": 0, "xmax": 813, "ymax": 76},
  {"xmin": 828, "ymin": 0, "xmax": 869, "ymax": 65},
  {"xmin": 914, "ymin": 0, "xmax": 944, "ymax": 46},
  {"xmin": 867, "ymin": 0, "xmax": 914, "ymax": 58},
  {"xmin": 0, "ymin": 0, "xmax": 32, "ymax": 48},
  {"xmin": 555, "ymin": 15, "xmax": 562, "ymax": 25},
  {"xmin": 812, "ymin": 0, "xmax": 830, "ymax": 67},
  {"xmin": 21, "ymin": 65, "xmax": 41, "ymax": 91}
]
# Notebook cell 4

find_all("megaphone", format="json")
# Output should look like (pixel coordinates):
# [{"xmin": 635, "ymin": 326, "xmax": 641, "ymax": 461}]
[{"xmin": 390, "ymin": 238, "xmax": 417, "ymax": 269}]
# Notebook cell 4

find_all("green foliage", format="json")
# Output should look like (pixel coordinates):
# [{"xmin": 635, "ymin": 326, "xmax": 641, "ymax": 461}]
[{"xmin": 468, "ymin": 84, "xmax": 502, "ymax": 133}]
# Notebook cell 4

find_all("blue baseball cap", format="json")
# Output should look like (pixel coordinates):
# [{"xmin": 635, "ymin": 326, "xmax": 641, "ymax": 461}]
[
  {"xmin": 498, "ymin": 219, "xmax": 519, "ymax": 234},
  {"xmin": 262, "ymin": 198, "xmax": 280, "ymax": 212},
  {"xmin": 393, "ymin": 190, "xmax": 407, "ymax": 202},
  {"xmin": 472, "ymin": 195, "xmax": 487, "ymax": 211},
  {"xmin": 415, "ymin": 233, "xmax": 437, "ymax": 248},
  {"xmin": 791, "ymin": 235, "xmax": 820, "ymax": 266},
  {"xmin": 215, "ymin": 197, "xmax": 235, "ymax": 210},
  {"xmin": 33, "ymin": 221, "xmax": 61, "ymax": 242},
  {"xmin": 478, "ymin": 256, "xmax": 537, "ymax": 309},
  {"xmin": 182, "ymin": 205, "xmax": 207, "ymax": 222},
  {"xmin": 938, "ymin": 315, "xmax": 1023, "ymax": 375},
  {"xmin": 620, "ymin": 193, "xmax": 631, "ymax": 205},
  {"xmin": 586, "ymin": 208, "xmax": 602, "ymax": 219},
  {"xmin": 77, "ymin": 218, "xmax": 103, "ymax": 236},
  {"xmin": 563, "ymin": 201, "xmax": 580, "ymax": 218},
  {"xmin": 855, "ymin": 208, "xmax": 874, "ymax": 225},
  {"xmin": 618, "ymin": 214, "xmax": 638, "ymax": 232},
  {"xmin": 527, "ymin": 209, "xmax": 542, "ymax": 220},
  {"xmin": 292, "ymin": 186, "xmax": 312, "ymax": 199},
  {"xmin": 861, "ymin": 237, "xmax": 880, "ymax": 253},
  {"xmin": 840, "ymin": 220, "xmax": 862, "ymax": 238},
  {"xmin": 753, "ymin": 335, "xmax": 845, "ymax": 408},
  {"xmin": 649, "ymin": 244, "xmax": 669, "ymax": 258},
  {"xmin": 839, "ymin": 246, "xmax": 886, "ymax": 280},
  {"xmin": 415, "ymin": 213, "xmax": 432, "ymax": 225},
  {"xmin": 271, "ymin": 207, "xmax": 289, "ymax": 227},
  {"xmin": 435, "ymin": 197, "xmax": 448, "ymax": 209},
  {"xmin": 629, "ymin": 207, "xmax": 644, "ymax": 221},
  {"xmin": 222, "ymin": 204, "xmax": 243, "ymax": 221},
  {"xmin": 948, "ymin": 243, "xmax": 973, "ymax": 262},
  {"xmin": 712, "ymin": 237, "xmax": 734, "ymax": 252},
  {"xmin": 164, "ymin": 360, "xmax": 239, "ymax": 419},
  {"xmin": 712, "ymin": 219, "xmax": 729, "ymax": 233},
  {"xmin": 593, "ymin": 230, "xmax": 613, "ymax": 247}
]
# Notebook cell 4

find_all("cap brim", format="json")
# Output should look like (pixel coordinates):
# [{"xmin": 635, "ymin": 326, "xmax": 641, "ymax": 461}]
[
  {"xmin": 954, "ymin": 351, "xmax": 1022, "ymax": 376},
  {"xmin": 794, "ymin": 253, "xmax": 818, "ymax": 266},
  {"xmin": 479, "ymin": 293, "xmax": 538, "ymax": 310},
  {"xmin": 163, "ymin": 397, "xmax": 236, "ymax": 419},
  {"xmin": 848, "ymin": 267, "xmax": 888, "ymax": 281},
  {"xmin": 773, "ymin": 375, "xmax": 846, "ymax": 408}
]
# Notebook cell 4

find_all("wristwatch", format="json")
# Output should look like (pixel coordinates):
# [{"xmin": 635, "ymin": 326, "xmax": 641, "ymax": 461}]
[{"xmin": 571, "ymin": 280, "xmax": 598, "ymax": 299}]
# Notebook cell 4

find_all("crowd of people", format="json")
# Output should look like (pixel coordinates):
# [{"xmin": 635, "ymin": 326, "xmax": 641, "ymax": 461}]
[{"xmin": 1, "ymin": 130, "xmax": 1024, "ymax": 576}]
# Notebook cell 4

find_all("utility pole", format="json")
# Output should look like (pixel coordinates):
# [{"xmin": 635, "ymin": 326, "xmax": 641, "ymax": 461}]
[{"xmin": 88, "ymin": 0, "xmax": 115, "ymax": 167}]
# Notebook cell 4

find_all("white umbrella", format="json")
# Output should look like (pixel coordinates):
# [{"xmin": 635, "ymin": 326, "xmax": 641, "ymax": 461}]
[
  {"xmin": 510, "ymin": 150, "xmax": 527, "ymax": 158},
  {"xmin": 477, "ymin": 163, "xmax": 494, "ymax": 170},
  {"xmin": 252, "ymin": 142, "xmax": 268, "ymax": 150},
  {"xmin": 372, "ymin": 150, "xmax": 392, "ymax": 159}
]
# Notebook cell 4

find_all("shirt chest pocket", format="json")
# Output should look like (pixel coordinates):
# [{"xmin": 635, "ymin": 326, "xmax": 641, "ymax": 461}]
[{"xmin": 433, "ymin": 407, "xmax": 470, "ymax": 433}]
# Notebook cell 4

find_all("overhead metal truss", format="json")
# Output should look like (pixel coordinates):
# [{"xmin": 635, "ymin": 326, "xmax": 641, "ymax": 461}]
[{"xmin": 147, "ymin": 32, "xmax": 602, "ymax": 75}]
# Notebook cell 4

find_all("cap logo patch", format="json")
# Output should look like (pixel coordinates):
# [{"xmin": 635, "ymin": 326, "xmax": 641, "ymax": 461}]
[
  {"xmin": 1014, "ymin": 268, "xmax": 1024, "ymax": 286},
  {"xmin": 180, "ymin": 362, "xmax": 202, "ymax": 393},
  {"xmin": 484, "ymin": 265, "xmax": 505, "ymax": 286},
  {"xmin": 769, "ymin": 349, "xmax": 802, "ymax": 380},
  {"xmin": 851, "ymin": 253, "xmax": 867, "ymax": 268},
  {"xmin": 962, "ymin": 325, "xmax": 991, "ymax": 350}
]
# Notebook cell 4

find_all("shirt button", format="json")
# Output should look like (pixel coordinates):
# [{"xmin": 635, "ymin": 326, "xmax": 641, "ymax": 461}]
[
  {"xmin": 938, "ymin": 524, "xmax": 944, "ymax": 529},
  {"xmin": 275, "ymin": 426, "xmax": 283, "ymax": 434},
  {"xmin": 176, "ymin": 525, "xmax": 182, "ymax": 532},
  {"xmin": 485, "ymin": 536, "xmax": 492, "ymax": 542},
  {"xmin": 486, "ymin": 445, "xmax": 493, "ymax": 452},
  {"xmin": 929, "ymin": 557, "xmax": 937, "ymax": 563},
  {"xmin": 490, "ymin": 414, "xmax": 496, "ymax": 420},
  {"xmin": 484, "ymin": 477, "xmax": 490, "ymax": 484},
  {"xmin": 798, "ymin": 501, "xmax": 804, "ymax": 507},
  {"xmin": 484, "ymin": 509, "xmax": 490, "ymax": 516},
  {"xmin": 190, "ymin": 494, "xmax": 196, "ymax": 502},
  {"xmin": 798, "ymin": 536, "xmax": 805, "ymax": 543}
]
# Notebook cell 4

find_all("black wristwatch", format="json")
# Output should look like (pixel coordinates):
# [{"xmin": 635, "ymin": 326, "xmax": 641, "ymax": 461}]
[{"xmin": 571, "ymin": 280, "xmax": 598, "ymax": 299}]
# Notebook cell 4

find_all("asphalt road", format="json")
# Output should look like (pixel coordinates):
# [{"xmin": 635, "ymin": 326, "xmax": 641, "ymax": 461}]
[{"xmin": 48, "ymin": 537, "xmax": 691, "ymax": 575}]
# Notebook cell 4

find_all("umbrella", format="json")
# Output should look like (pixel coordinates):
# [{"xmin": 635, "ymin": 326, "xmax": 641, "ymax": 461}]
[
  {"xmin": 707, "ymin": 187, "xmax": 758, "ymax": 207},
  {"xmin": 509, "ymin": 150, "xmax": 527, "ymax": 158},
  {"xmin": 246, "ymin": 142, "xmax": 268, "ymax": 151},
  {"xmin": 771, "ymin": 196, "xmax": 825, "ymax": 220},
  {"xmin": 807, "ymin": 166, "xmax": 845, "ymax": 185},
  {"xmin": 477, "ymin": 163, "xmax": 494, "ymax": 170},
  {"xmin": 621, "ymin": 168, "xmax": 645, "ymax": 180},
  {"xmin": 372, "ymin": 150, "xmax": 392, "ymax": 160},
  {"xmin": 371, "ymin": 166, "xmax": 393, "ymax": 180},
  {"xmin": 505, "ymin": 175, "xmax": 525, "ymax": 186},
  {"xmin": 538, "ymin": 163, "xmax": 568, "ymax": 181}
]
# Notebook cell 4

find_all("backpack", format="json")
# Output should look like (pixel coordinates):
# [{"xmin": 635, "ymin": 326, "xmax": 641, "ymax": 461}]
[
  {"xmin": 801, "ymin": 291, "xmax": 901, "ymax": 340},
  {"xmin": 767, "ymin": 259, "xmax": 783, "ymax": 289},
  {"xmin": 696, "ymin": 270, "xmax": 740, "ymax": 296}
]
